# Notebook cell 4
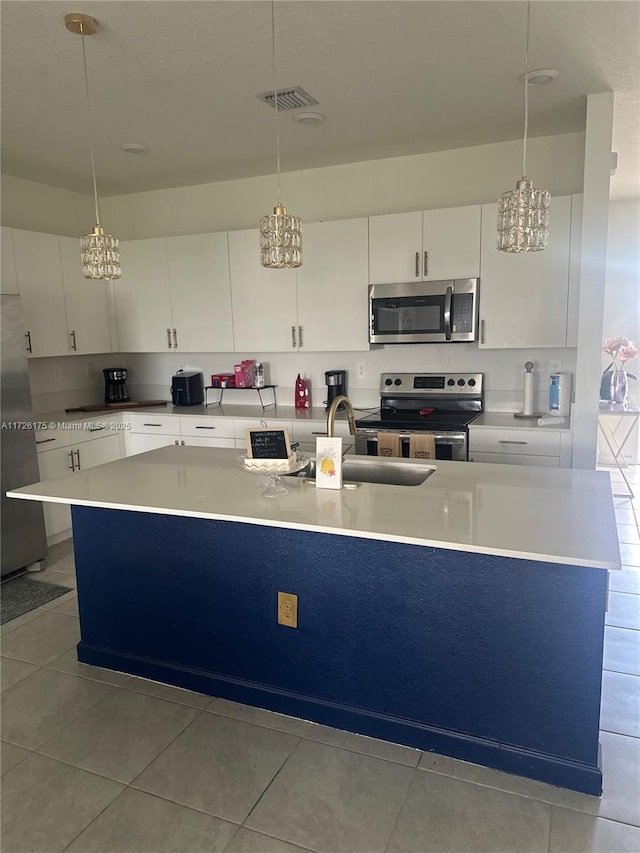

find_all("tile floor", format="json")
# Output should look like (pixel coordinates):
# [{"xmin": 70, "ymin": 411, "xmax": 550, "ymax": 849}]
[{"xmin": 1, "ymin": 465, "xmax": 639, "ymax": 853}]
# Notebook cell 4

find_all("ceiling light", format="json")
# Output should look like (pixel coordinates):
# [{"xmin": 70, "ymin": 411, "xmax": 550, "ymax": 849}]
[
  {"xmin": 294, "ymin": 112, "xmax": 326, "ymax": 125},
  {"xmin": 120, "ymin": 143, "xmax": 148, "ymax": 154},
  {"xmin": 259, "ymin": 1, "xmax": 302, "ymax": 270},
  {"xmin": 519, "ymin": 68, "xmax": 559, "ymax": 86},
  {"xmin": 497, "ymin": 1, "xmax": 550, "ymax": 253},
  {"xmin": 65, "ymin": 12, "xmax": 121, "ymax": 280}
]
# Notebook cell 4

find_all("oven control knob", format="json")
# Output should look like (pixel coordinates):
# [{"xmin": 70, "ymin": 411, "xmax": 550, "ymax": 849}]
[
  {"xmin": 384, "ymin": 378, "xmax": 393, "ymax": 386},
  {"xmin": 457, "ymin": 378, "xmax": 466, "ymax": 386},
  {"xmin": 468, "ymin": 378, "xmax": 476, "ymax": 387},
  {"xmin": 394, "ymin": 378, "xmax": 402, "ymax": 386},
  {"xmin": 447, "ymin": 378, "xmax": 455, "ymax": 386}
]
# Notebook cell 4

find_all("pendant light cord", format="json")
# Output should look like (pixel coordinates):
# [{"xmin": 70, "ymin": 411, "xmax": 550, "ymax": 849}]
[
  {"xmin": 80, "ymin": 26, "xmax": 101, "ymax": 226},
  {"xmin": 522, "ymin": 0, "xmax": 530, "ymax": 178},
  {"xmin": 270, "ymin": 0, "xmax": 281, "ymax": 204}
]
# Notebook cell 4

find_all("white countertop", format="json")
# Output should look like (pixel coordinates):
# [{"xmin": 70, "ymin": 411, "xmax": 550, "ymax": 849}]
[
  {"xmin": 9, "ymin": 446, "xmax": 620, "ymax": 571},
  {"xmin": 470, "ymin": 412, "xmax": 571, "ymax": 430},
  {"xmin": 43, "ymin": 404, "xmax": 366, "ymax": 424}
]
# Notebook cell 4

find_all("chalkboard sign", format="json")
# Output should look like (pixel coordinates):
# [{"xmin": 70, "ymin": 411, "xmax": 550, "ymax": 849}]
[{"xmin": 245, "ymin": 426, "xmax": 292, "ymax": 459}]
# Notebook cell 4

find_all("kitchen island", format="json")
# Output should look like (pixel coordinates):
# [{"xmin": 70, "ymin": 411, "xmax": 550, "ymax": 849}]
[{"xmin": 8, "ymin": 446, "xmax": 620, "ymax": 795}]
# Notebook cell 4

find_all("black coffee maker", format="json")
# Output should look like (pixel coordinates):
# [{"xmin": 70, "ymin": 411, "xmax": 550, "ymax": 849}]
[
  {"xmin": 325, "ymin": 370, "xmax": 347, "ymax": 411},
  {"xmin": 103, "ymin": 368, "xmax": 130, "ymax": 405}
]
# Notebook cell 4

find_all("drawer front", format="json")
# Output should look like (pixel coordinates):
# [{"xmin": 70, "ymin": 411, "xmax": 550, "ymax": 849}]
[
  {"xmin": 72, "ymin": 415, "xmax": 124, "ymax": 445},
  {"xmin": 35, "ymin": 427, "xmax": 71, "ymax": 452},
  {"xmin": 182, "ymin": 436, "xmax": 235, "ymax": 449},
  {"xmin": 292, "ymin": 419, "xmax": 353, "ymax": 443},
  {"xmin": 179, "ymin": 416, "xmax": 235, "ymax": 439},
  {"xmin": 127, "ymin": 413, "xmax": 180, "ymax": 434},
  {"xmin": 469, "ymin": 427, "xmax": 561, "ymax": 456},
  {"xmin": 470, "ymin": 451, "xmax": 560, "ymax": 468}
]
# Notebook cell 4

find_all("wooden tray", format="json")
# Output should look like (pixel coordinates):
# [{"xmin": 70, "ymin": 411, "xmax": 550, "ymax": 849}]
[{"xmin": 65, "ymin": 400, "xmax": 168, "ymax": 413}]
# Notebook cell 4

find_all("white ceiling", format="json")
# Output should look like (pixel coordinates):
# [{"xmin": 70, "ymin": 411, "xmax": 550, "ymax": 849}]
[{"xmin": 1, "ymin": 1, "xmax": 639, "ymax": 200}]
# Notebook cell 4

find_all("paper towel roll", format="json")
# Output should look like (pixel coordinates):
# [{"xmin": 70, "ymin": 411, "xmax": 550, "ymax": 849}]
[{"xmin": 523, "ymin": 371, "xmax": 534, "ymax": 416}]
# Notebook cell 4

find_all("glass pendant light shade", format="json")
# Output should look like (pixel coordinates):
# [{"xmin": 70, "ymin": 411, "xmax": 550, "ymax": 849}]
[
  {"xmin": 259, "ymin": 2, "xmax": 302, "ymax": 269},
  {"xmin": 65, "ymin": 13, "xmax": 121, "ymax": 281},
  {"xmin": 260, "ymin": 205, "xmax": 302, "ymax": 269},
  {"xmin": 497, "ymin": 178, "xmax": 550, "ymax": 252},
  {"xmin": 497, "ymin": 2, "xmax": 550, "ymax": 253},
  {"xmin": 81, "ymin": 225, "xmax": 122, "ymax": 280}
]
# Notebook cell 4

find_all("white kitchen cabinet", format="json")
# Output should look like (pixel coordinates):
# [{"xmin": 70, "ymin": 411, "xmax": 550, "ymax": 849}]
[
  {"xmin": 166, "ymin": 233, "xmax": 234, "ymax": 351},
  {"xmin": 478, "ymin": 195, "xmax": 572, "ymax": 349},
  {"xmin": 59, "ymin": 236, "xmax": 112, "ymax": 355},
  {"xmin": 126, "ymin": 433, "xmax": 182, "ymax": 456},
  {"xmin": 178, "ymin": 415, "xmax": 235, "ymax": 444},
  {"xmin": 37, "ymin": 431, "xmax": 123, "ymax": 538},
  {"xmin": 469, "ymin": 425, "xmax": 573, "ymax": 468},
  {"xmin": 1, "ymin": 227, "xmax": 18, "ymax": 294},
  {"xmin": 368, "ymin": 206, "xmax": 481, "ymax": 284},
  {"xmin": 228, "ymin": 228, "xmax": 297, "ymax": 352},
  {"xmin": 12, "ymin": 229, "xmax": 69, "ymax": 357},
  {"xmin": 124, "ymin": 412, "xmax": 181, "ymax": 455},
  {"xmin": 114, "ymin": 239, "xmax": 173, "ymax": 352},
  {"xmin": 295, "ymin": 218, "xmax": 369, "ymax": 351}
]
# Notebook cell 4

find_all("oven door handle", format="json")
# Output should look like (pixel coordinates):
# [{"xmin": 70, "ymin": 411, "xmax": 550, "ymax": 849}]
[{"xmin": 444, "ymin": 286, "xmax": 453, "ymax": 341}]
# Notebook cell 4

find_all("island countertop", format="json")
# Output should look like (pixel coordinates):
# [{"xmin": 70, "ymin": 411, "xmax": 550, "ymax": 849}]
[{"xmin": 9, "ymin": 446, "xmax": 620, "ymax": 570}]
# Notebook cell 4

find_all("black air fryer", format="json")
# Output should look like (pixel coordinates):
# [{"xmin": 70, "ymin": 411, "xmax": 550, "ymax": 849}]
[{"xmin": 171, "ymin": 370, "xmax": 204, "ymax": 406}]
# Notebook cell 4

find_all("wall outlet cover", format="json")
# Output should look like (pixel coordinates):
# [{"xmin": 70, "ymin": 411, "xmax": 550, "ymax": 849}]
[{"xmin": 277, "ymin": 591, "xmax": 298, "ymax": 628}]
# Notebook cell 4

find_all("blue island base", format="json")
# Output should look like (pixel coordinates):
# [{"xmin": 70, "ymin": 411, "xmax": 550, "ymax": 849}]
[{"xmin": 72, "ymin": 506, "xmax": 606, "ymax": 796}]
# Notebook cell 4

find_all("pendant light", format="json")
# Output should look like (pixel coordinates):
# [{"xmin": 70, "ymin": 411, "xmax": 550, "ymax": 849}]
[
  {"xmin": 65, "ymin": 13, "xmax": 121, "ymax": 280},
  {"xmin": 259, "ymin": 1, "xmax": 302, "ymax": 269},
  {"xmin": 497, "ymin": 1, "xmax": 550, "ymax": 253}
]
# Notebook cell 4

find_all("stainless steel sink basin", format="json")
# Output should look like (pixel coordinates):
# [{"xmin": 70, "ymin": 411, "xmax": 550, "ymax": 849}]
[{"xmin": 297, "ymin": 457, "xmax": 436, "ymax": 487}]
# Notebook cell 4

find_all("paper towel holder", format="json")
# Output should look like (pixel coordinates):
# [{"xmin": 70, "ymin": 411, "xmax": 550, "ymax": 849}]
[{"xmin": 514, "ymin": 361, "xmax": 542, "ymax": 419}]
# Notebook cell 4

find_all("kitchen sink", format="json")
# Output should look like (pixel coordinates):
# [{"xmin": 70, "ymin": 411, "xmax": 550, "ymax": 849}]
[{"xmin": 296, "ymin": 457, "xmax": 436, "ymax": 487}]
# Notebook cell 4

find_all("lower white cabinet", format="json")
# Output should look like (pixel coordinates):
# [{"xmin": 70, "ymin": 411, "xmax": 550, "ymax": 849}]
[
  {"xmin": 37, "ymin": 432, "xmax": 123, "ymax": 539},
  {"xmin": 469, "ymin": 426, "xmax": 572, "ymax": 468},
  {"xmin": 126, "ymin": 433, "xmax": 181, "ymax": 455}
]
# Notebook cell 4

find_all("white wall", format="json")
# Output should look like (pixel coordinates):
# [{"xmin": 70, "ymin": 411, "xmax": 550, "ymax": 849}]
[
  {"xmin": 101, "ymin": 133, "xmax": 586, "ymax": 239},
  {"xmin": 1, "ymin": 174, "xmax": 94, "ymax": 237}
]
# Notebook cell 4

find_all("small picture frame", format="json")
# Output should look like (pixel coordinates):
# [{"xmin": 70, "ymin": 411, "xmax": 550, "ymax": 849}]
[{"xmin": 245, "ymin": 426, "xmax": 292, "ymax": 460}]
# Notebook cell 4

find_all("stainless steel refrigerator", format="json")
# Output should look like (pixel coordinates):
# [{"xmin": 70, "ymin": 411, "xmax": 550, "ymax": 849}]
[{"xmin": 1, "ymin": 294, "xmax": 47, "ymax": 576}]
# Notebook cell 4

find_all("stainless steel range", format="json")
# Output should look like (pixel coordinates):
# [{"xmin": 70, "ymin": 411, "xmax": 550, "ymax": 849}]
[{"xmin": 354, "ymin": 372, "xmax": 484, "ymax": 461}]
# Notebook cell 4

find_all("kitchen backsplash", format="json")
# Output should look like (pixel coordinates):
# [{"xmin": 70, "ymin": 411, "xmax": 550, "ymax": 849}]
[{"xmin": 29, "ymin": 347, "xmax": 577, "ymax": 415}]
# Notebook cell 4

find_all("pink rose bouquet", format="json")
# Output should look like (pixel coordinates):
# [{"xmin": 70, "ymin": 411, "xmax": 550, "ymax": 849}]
[{"xmin": 602, "ymin": 337, "xmax": 639, "ymax": 378}]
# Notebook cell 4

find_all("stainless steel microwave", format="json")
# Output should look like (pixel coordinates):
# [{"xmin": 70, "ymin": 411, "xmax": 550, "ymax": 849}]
[{"xmin": 368, "ymin": 278, "xmax": 479, "ymax": 344}]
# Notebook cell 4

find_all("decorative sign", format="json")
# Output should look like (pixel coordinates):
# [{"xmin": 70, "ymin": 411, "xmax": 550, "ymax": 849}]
[{"xmin": 245, "ymin": 426, "xmax": 292, "ymax": 459}]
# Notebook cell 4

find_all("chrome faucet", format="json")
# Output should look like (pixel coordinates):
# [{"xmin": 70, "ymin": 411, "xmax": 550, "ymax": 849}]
[{"xmin": 326, "ymin": 395, "xmax": 357, "ymax": 438}]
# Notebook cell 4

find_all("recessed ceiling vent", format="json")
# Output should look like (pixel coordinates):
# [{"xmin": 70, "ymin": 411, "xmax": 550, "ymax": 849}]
[{"xmin": 257, "ymin": 86, "xmax": 318, "ymax": 111}]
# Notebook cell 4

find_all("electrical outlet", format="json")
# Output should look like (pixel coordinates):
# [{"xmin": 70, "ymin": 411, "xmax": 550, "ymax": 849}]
[
  {"xmin": 52, "ymin": 366, "xmax": 62, "ymax": 383},
  {"xmin": 549, "ymin": 360, "xmax": 562, "ymax": 375},
  {"xmin": 356, "ymin": 362, "xmax": 367, "ymax": 380},
  {"xmin": 277, "ymin": 591, "xmax": 298, "ymax": 628},
  {"xmin": 87, "ymin": 361, "xmax": 96, "ymax": 377}
]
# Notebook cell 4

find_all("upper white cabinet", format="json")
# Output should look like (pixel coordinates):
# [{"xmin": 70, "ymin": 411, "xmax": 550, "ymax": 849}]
[
  {"xmin": 115, "ymin": 233, "xmax": 234, "ymax": 353},
  {"xmin": 115, "ymin": 238, "xmax": 172, "ymax": 352},
  {"xmin": 166, "ymin": 233, "xmax": 234, "ymax": 352},
  {"xmin": 228, "ymin": 228, "xmax": 297, "ymax": 352},
  {"xmin": 1, "ymin": 227, "xmax": 18, "ymax": 294},
  {"xmin": 478, "ymin": 195, "xmax": 573, "ymax": 349},
  {"xmin": 229, "ymin": 219, "xmax": 369, "ymax": 353},
  {"xmin": 295, "ymin": 218, "xmax": 369, "ymax": 351},
  {"xmin": 12, "ymin": 229, "xmax": 69, "ymax": 357},
  {"xmin": 59, "ymin": 236, "xmax": 112, "ymax": 355},
  {"xmin": 369, "ymin": 206, "xmax": 481, "ymax": 284}
]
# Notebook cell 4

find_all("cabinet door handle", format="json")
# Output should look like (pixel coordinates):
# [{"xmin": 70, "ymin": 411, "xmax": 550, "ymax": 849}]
[
  {"xmin": 415, "ymin": 252, "xmax": 420, "ymax": 277},
  {"xmin": 68, "ymin": 450, "xmax": 75, "ymax": 471},
  {"xmin": 167, "ymin": 328, "xmax": 172, "ymax": 349},
  {"xmin": 498, "ymin": 440, "xmax": 528, "ymax": 445},
  {"xmin": 143, "ymin": 423, "xmax": 162, "ymax": 427},
  {"xmin": 88, "ymin": 426, "xmax": 105, "ymax": 432},
  {"xmin": 74, "ymin": 448, "xmax": 81, "ymax": 469},
  {"xmin": 424, "ymin": 251, "xmax": 428, "ymax": 277},
  {"xmin": 25, "ymin": 331, "xmax": 32, "ymax": 353},
  {"xmin": 291, "ymin": 325, "xmax": 297, "ymax": 348},
  {"xmin": 36, "ymin": 437, "xmax": 55, "ymax": 445},
  {"xmin": 181, "ymin": 440, "xmax": 185, "ymax": 445},
  {"xmin": 174, "ymin": 439, "xmax": 179, "ymax": 445},
  {"xmin": 195, "ymin": 425, "xmax": 215, "ymax": 429},
  {"xmin": 311, "ymin": 431, "xmax": 328, "ymax": 435},
  {"xmin": 173, "ymin": 328, "xmax": 178, "ymax": 349},
  {"xmin": 70, "ymin": 330, "xmax": 77, "ymax": 351},
  {"xmin": 298, "ymin": 325, "xmax": 303, "ymax": 348},
  {"xmin": 480, "ymin": 319, "xmax": 485, "ymax": 345}
]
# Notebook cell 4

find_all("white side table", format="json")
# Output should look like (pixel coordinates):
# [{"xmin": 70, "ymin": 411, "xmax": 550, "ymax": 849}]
[{"xmin": 597, "ymin": 400, "xmax": 639, "ymax": 498}]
